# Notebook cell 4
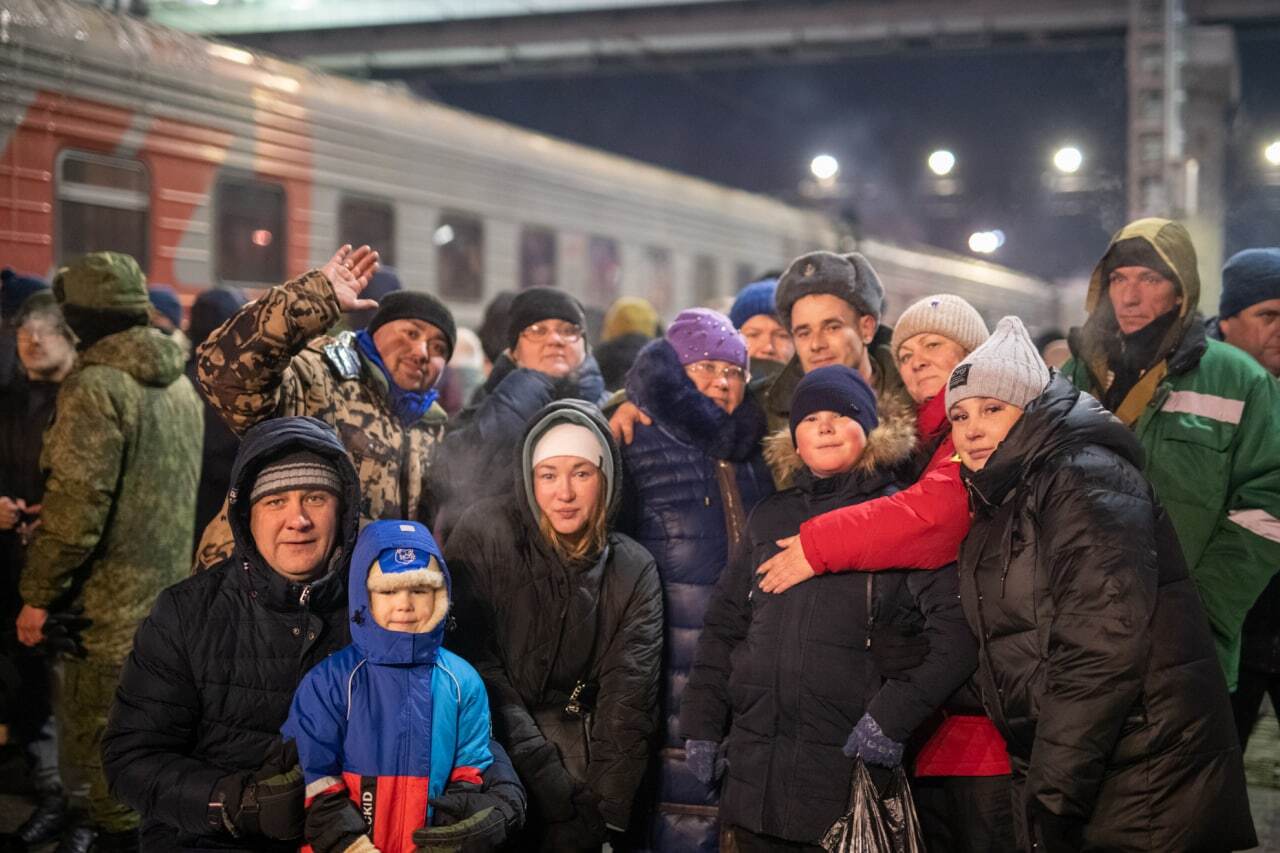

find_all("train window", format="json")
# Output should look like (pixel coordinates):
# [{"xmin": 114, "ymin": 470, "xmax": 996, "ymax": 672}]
[
  {"xmin": 338, "ymin": 197, "xmax": 395, "ymax": 267},
  {"xmin": 645, "ymin": 247, "xmax": 673, "ymax": 317},
  {"xmin": 436, "ymin": 212, "xmax": 484, "ymax": 300},
  {"xmin": 56, "ymin": 150, "xmax": 149, "ymax": 270},
  {"xmin": 693, "ymin": 255, "xmax": 719, "ymax": 305},
  {"xmin": 588, "ymin": 236, "xmax": 621, "ymax": 306},
  {"xmin": 520, "ymin": 226, "xmax": 557, "ymax": 289},
  {"xmin": 216, "ymin": 177, "xmax": 285, "ymax": 285}
]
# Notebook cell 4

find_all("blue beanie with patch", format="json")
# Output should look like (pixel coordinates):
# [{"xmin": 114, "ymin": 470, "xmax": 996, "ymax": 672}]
[{"xmin": 1221, "ymin": 248, "xmax": 1280, "ymax": 319}]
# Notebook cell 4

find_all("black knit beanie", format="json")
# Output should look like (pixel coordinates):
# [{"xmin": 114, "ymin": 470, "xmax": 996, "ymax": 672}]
[
  {"xmin": 1102, "ymin": 238, "xmax": 1180, "ymax": 291},
  {"xmin": 789, "ymin": 364, "xmax": 879, "ymax": 443},
  {"xmin": 367, "ymin": 291, "xmax": 457, "ymax": 359},
  {"xmin": 506, "ymin": 287, "xmax": 586, "ymax": 349}
]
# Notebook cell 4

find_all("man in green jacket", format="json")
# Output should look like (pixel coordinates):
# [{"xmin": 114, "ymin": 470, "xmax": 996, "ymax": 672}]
[
  {"xmin": 1062, "ymin": 218, "xmax": 1280, "ymax": 691},
  {"xmin": 15, "ymin": 252, "xmax": 202, "ymax": 853}
]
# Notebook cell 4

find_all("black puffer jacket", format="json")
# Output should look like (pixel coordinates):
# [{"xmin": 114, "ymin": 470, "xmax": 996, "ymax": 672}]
[
  {"xmin": 959, "ymin": 376, "xmax": 1254, "ymax": 852},
  {"xmin": 103, "ymin": 416, "xmax": 360, "ymax": 852},
  {"xmin": 681, "ymin": 409, "xmax": 976, "ymax": 843},
  {"xmin": 447, "ymin": 400, "xmax": 663, "ymax": 838}
]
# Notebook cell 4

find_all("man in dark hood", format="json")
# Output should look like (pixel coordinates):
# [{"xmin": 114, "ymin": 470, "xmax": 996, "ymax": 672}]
[
  {"xmin": 1063, "ymin": 218, "xmax": 1280, "ymax": 691},
  {"xmin": 103, "ymin": 416, "xmax": 524, "ymax": 852}
]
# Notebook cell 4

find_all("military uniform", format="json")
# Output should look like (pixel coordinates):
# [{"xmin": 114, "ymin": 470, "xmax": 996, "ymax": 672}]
[
  {"xmin": 194, "ymin": 271, "xmax": 447, "ymax": 570},
  {"xmin": 22, "ymin": 253, "xmax": 203, "ymax": 835}
]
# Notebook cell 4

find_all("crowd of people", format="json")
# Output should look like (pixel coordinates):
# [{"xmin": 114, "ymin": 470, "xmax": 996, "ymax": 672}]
[{"xmin": 0, "ymin": 218, "xmax": 1276, "ymax": 853}]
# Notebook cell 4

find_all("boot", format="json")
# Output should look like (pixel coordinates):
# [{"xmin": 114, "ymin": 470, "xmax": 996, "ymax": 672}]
[
  {"xmin": 90, "ymin": 829, "xmax": 138, "ymax": 853},
  {"xmin": 52, "ymin": 821, "xmax": 96, "ymax": 853},
  {"xmin": 0, "ymin": 791, "xmax": 68, "ymax": 846}
]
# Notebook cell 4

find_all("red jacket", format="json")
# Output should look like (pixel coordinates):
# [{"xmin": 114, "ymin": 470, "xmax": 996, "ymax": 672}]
[
  {"xmin": 798, "ymin": 393, "xmax": 969, "ymax": 573},
  {"xmin": 796, "ymin": 392, "xmax": 1009, "ymax": 777}
]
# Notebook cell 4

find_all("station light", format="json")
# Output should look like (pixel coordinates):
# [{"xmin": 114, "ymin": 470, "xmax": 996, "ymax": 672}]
[
  {"xmin": 968, "ymin": 230, "xmax": 1005, "ymax": 255},
  {"xmin": 1265, "ymin": 140, "xmax": 1280, "ymax": 167},
  {"xmin": 810, "ymin": 154, "xmax": 840, "ymax": 181},
  {"xmin": 1053, "ymin": 146, "xmax": 1084, "ymax": 174},
  {"xmin": 927, "ymin": 149, "xmax": 956, "ymax": 177}
]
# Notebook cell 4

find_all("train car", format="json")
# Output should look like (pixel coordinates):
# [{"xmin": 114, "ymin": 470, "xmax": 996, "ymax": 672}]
[{"xmin": 0, "ymin": 0, "xmax": 1057, "ymax": 330}]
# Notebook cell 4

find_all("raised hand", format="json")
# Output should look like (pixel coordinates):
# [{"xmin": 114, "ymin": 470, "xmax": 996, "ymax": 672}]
[{"xmin": 321, "ymin": 245, "xmax": 380, "ymax": 312}]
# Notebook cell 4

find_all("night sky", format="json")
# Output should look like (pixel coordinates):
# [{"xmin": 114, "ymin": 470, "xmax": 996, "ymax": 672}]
[{"xmin": 421, "ymin": 28, "xmax": 1280, "ymax": 283}]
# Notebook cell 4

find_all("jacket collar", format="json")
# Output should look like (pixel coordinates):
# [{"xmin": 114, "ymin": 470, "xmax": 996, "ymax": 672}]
[{"xmin": 626, "ymin": 338, "xmax": 767, "ymax": 462}]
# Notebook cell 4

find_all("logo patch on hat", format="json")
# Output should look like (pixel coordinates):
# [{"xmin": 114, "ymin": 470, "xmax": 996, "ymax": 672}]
[
  {"xmin": 394, "ymin": 548, "xmax": 416, "ymax": 565},
  {"xmin": 803, "ymin": 263, "xmax": 816, "ymax": 276},
  {"xmin": 949, "ymin": 363, "xmax": 971, "ymax": 390}
]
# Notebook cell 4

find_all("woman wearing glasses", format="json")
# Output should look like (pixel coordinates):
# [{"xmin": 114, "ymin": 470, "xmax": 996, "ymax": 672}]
[
  {"xmin": 436, "ymin": 286, "xmax": 610, "ymax": 538},
  {"xmin": 616, "ymin": 308, "xmax": 774, "ymax": 852}
]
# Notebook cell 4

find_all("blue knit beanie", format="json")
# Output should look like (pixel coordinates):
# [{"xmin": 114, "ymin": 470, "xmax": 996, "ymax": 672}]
[
  {"xmin": 1, "ymin": 268, "xmax": 49, "ymax": 320},
  {"xmin": 789, "ymin": 365, "xmax": 878, "ymax": 442},
  {"xmin": 730, "ymin": 278, "xmax": 779, "ymax": 329},
  {"xmin": 1221, "ymin": 248, "xmax": 1280, "ymax": 319},
  {"xmin": 148, "ymin": 285, "xmax": 183, "ymax": 329}
]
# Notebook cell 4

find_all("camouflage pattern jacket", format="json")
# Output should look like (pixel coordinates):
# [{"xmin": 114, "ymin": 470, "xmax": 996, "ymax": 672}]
[
  {"xmin": 22, "ymin": 326, "xmax": 202, "ymax": 662},
  {"xmin": 194, "ymin": 271, "xmax": 447, "ymax": 569}
]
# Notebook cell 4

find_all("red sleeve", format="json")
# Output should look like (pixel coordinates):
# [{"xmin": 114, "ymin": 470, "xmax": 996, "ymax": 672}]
[{"xmin": 798, "ymin": 441, "xmax": 970, "ymax": 572}]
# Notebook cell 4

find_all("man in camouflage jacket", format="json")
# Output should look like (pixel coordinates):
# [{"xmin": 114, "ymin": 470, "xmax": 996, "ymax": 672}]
[
  {"xmin": 17, "ymin": 252, "xmax": 203, "ymax": 851},
  {"xmin": 194, "ymin": 246, "xmax": 455, "ymax": 570}
]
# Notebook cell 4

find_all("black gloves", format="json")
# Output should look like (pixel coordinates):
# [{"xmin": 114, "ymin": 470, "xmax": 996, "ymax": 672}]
[
  {"xmin": 543, "ymin": 786, "xmax": 608, "ymax": 850},
  {"xmin": 413, "ymin": 740, "xmax": 526, "ymax": 853},
  {"xmin": 41, "ymin": 611, "xmax": 91, "ymax": 658},
  {"xmin": 211, "ymin": 744, "xmax": 304, "ymax": 841},
  {"xmin": 869, "ymin": 623, "xmax": 929, "ymax": 679}
]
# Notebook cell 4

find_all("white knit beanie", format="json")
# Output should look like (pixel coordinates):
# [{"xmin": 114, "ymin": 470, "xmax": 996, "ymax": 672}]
[
  {"xmin": 891, "ymin": 294, "xmax": 990, "ymax": 359},
  {"xmin": 945, "ymin": 316, "xmax": 1051, "ymax": 411}
]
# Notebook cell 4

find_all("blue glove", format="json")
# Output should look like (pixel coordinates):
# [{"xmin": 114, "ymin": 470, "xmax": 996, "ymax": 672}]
[
  {"xmin": 842, "ymin": 712, "xmax": 904, "ymax": 768},
  {"xmin": 685, "ymin": 739, "xmax": 727, "ymax": 786}
]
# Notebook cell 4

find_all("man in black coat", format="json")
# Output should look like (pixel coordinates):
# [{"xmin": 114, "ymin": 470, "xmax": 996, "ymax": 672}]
[{"xmin": 102, "ymin": 416, "xmax": 525, "ymax": 852}]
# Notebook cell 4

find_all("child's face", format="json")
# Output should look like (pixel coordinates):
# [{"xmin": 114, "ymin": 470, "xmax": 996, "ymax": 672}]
[
  {"xmin": 796, "ymin": 410, "xmax": 868, "ymax": 478},
  {"xmin": 368, "ymin": 584, "xmax": 439, "ymax": 633}
]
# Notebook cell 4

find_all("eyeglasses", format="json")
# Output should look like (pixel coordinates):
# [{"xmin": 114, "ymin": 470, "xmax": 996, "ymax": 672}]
[
  {"xmin": 685, "ymin": 362, "xmax": 748, "ymax": 383},
  {"xmin": 522, "ymin": 322, "xmax": 584, "ymax": 343}
]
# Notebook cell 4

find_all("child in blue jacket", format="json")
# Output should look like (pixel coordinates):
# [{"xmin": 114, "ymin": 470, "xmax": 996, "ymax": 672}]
[{"xmin": 283, "ymin": 520, "xmax": 493, "ymax": 853}]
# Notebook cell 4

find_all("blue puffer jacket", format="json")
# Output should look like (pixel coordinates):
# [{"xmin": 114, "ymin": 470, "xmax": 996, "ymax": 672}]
[{"xmin": 618, "ymin": 340, "xmax": 773, "ymax": 853}]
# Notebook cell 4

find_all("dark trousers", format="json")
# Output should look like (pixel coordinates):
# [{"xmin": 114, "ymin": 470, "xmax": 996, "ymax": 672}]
[
  {"xmin": 913, "ymin": 774, "xmax": 1017, "ymax": 853},
  {"xmin": 1231, "ymin": 668, "xmax": 1280, "ymax": 751},
  {"xmin": 730, "ymin": 825, "xmax": 823, "ymax": 853}
]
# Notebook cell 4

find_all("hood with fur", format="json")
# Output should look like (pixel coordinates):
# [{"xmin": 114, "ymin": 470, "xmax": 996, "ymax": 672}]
[{"xmin": 763, "ymin": 386, "xmax": 917, "ymax": 488}]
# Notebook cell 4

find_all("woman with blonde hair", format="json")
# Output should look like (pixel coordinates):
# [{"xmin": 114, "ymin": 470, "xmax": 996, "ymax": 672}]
[{"xmin": 446, "ymin": 400, "xmax": 663, "ymax": 852}]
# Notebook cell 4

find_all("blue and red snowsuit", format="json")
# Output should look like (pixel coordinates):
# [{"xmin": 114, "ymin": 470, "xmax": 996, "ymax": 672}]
[{"xmin": 283, "ymin": 520, "xmax": 493, "ymax": 853}]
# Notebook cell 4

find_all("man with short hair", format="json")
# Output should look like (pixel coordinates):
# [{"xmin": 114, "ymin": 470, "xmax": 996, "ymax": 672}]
[
  {"xmin": 103, "ymin": 417, "xmax": 524, "ymax": 852},
  {"xmin": 1214, "ymin": 248, "xmax": 1280, "ymax": 378},
  {"xmin": 195, "ymin": 245, "xmax": 455, "ymax": 569},
  {"xmin": 1063, "ymin": 218, "xmax": 1280, "ymax": 690},
  {"xmin": 17, "ymin": 252, "xmax": 203, "ymax": 853}
]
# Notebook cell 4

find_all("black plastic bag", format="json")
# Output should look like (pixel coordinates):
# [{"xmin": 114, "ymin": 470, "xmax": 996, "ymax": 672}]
[{"xmin": 821, "ymin": 759, "xmax": 925, "ymax": 853}]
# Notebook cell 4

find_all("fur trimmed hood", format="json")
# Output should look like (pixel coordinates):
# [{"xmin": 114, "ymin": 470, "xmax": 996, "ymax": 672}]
[
  {"xmin": 764, "ymin": 386, "xmax": 917, "ymax": 488},
  {"xmin": 626, "ymin": 338, "xmax": 768, "ymax": 462}
]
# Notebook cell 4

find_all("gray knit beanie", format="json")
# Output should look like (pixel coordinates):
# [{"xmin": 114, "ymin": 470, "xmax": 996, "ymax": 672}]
[
  {"xmin": 250, "ymin": 450, "xmax": 343, "ymax": 504},
  {"xmin": 890, "ymin": 294, "xmax": 990, "ymax": 359},
  {"xmin": 945, "ymin": 316, "xmax": 1050, "ymax": 411}
]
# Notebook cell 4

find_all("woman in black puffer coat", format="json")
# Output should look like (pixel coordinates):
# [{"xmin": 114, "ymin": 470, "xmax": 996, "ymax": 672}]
[
  {"xmin": 948, "ymin": 317, "xmax": 1254, "ymax": 853},
  {"xmin": 447, "ymin": 400, "xmax": 664, "ymax": 853}
]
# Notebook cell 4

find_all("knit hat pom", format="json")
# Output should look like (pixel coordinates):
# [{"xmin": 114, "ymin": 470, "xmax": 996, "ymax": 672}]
[{"xmin": 944, "ymin": 316, "xmax": 1050, "ymax": 411}]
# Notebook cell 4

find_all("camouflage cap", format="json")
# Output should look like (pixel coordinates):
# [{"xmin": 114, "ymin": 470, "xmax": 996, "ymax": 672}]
[{"xmin": 53, "ymin": 252, "xmax": 150, "ymax": 317}]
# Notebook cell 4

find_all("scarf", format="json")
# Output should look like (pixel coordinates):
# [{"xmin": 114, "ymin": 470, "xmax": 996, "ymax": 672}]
[{"xmin": 355, "ymin": 330, "xmax": 438, "ymax": 427}]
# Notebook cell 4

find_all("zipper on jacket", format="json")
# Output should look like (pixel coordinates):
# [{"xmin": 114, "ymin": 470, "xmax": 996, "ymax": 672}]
[
  {"xmin": 399, "ymin": 429, "xmax": 412, "ymax": 519},
  {"xmin": 865, "ymin": 574, "xmax": 874, "ymax": 649},
  {"xmin": 299, "ymin": 584, "xmax": 312, "ymax": 607}
]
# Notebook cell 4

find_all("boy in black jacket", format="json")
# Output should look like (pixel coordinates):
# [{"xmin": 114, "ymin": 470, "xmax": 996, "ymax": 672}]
[{"xmin": 679, "ymin": 366, "xmax": 977, "ymax": 852}]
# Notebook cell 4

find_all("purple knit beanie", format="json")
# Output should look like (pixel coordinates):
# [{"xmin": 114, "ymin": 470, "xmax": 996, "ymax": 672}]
[{"xmin": 665, "ymin": 308, "xmax": 747, "ymax": 368}]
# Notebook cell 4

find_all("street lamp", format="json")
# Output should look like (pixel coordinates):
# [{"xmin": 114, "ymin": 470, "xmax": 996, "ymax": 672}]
[
  {"xmin": 927, "ymin": 149, "xmax": 956, "ymax": 177},
  {"xmin": 968, "ymin": 230, "xmax": 1005, "ymax": 255},
  {"xmin": 1053, "ymin": 146, "xmax": 1084, "ymax": 174},
  {"xmin": 1265, "ymin": 140, "xmax": 1280, "ymax": 168},
  {"xmin": 810, "ymin": 154, "xmax": 840, "ymax": 181}
]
